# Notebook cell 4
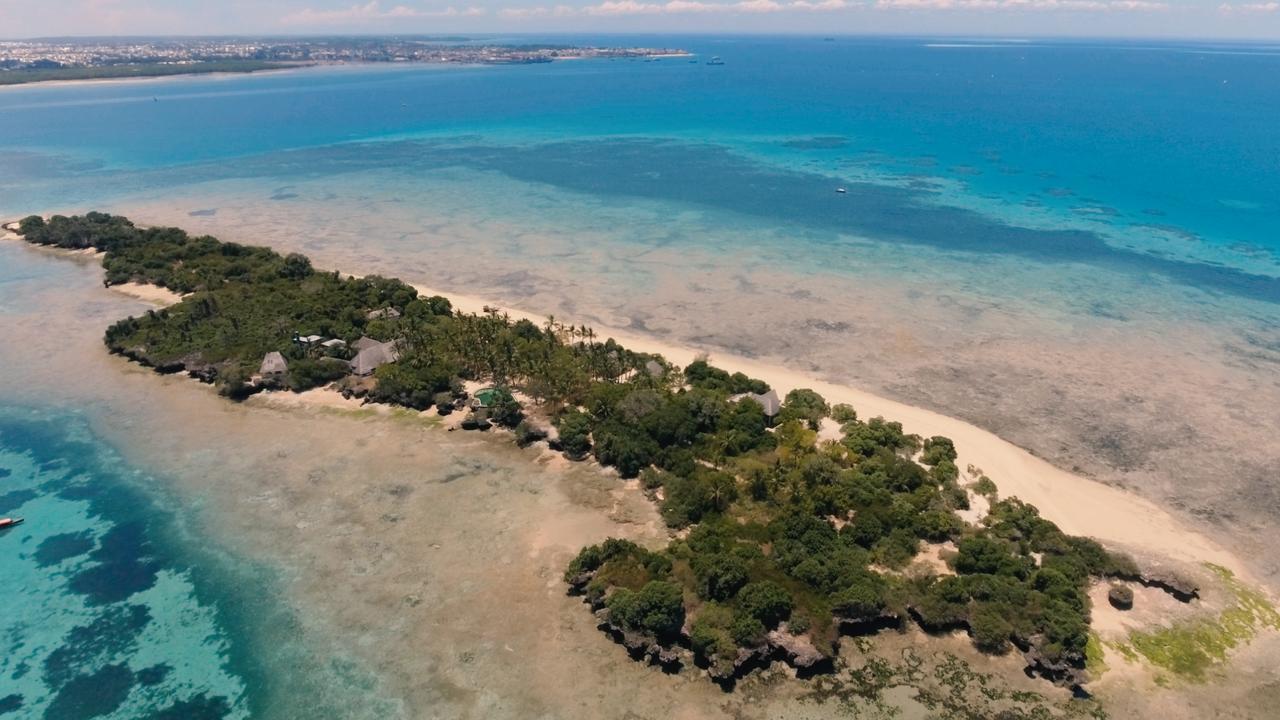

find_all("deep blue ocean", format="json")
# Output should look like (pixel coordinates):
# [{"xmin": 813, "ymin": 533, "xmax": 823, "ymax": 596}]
[{"xmin": 1, "ymin": 35, "xmax": 1279, "ymax": 718}]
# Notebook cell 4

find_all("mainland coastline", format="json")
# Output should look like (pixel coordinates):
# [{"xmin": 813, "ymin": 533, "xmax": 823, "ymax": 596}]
[{"xmin": 5, "ymin": 213, "xmax": 1277, "ymax": 716}]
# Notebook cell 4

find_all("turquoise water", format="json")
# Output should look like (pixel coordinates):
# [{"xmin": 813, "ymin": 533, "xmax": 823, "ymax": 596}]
[
  {"xmin": 0, "ymin": 405, "xmax": 406, "ymax": 720},
  {"xmin": 0, "ymin": 408, "xmax": 253, "ymax": 718},
  {"xmin": 1, "ymin": 36, "xmax": 1278, "ymax": 296}
]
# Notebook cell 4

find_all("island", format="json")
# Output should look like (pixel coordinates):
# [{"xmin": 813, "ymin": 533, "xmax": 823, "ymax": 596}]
[
  {"xmin": 8, "ymin": 212, "xmax": 1208, "ymax": 697},
  {"xmin": 0, "ymin": 37, "xmax": 690, "ymax": 86}
]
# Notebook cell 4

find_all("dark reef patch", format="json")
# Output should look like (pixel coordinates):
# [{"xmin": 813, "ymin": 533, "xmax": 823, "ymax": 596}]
[
  {"xmin": 782, "ymin": 136, "xmax": 849, "ymax": 150},
  {"xmin": 0, "ymin": 488, "xmax": 36, "ymax": 514},
  {"xmin": 178, "ymin": 137, "xmax": 1280, "ymax": 306},
  {"xmin": 44, "ymin": 663, "xmax": 134, "ymax": 720},
  {"xmin": 34, "ymin": 530, "xmax": 96, "ymax": 567},
  {"xmin": 135, "ymin": 663, "xmax": 172, "ymax": 687},
  {"xmin": 144, "ymin": 693, "xmax": 233, "ymax": 720},
  {"xmin": 67, "ymin": 522, "xmax": 163, "ymax": 605},
  {"xmin": 43, "ymin": 604, "xmax": 151, "ymax": 687},
  {"xmin": 0, "ymin": 695, "xmax": 22, "ymax": 715}
]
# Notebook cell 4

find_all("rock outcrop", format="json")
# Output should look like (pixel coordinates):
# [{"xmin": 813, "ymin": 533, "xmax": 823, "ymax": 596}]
[
  {"xmin": 1108, "ymin": 583, "xmax": 1134, "ymax": 610},
  {"xmin": 766, "ymin": 628, "xmax": 832, "ymax": 674}
]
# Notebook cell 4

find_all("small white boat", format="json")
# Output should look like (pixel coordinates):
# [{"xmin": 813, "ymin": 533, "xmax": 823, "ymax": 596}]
[
  {"xmin": 835, "ymin": 187, "xmax": 847, "ymax": 194},
  {"xmin": 0, "ymin": 517, "xmax": 23, "ymax": 530}
]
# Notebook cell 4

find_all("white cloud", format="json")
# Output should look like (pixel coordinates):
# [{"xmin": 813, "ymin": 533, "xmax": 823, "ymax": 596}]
[
  {"xmin": 499, "ymin": 0, "xmax": 1174, "ymax": 15},
  {"xmin": 565, "ymin": 0, "xmax": 850, "ymax": 14},
  {"xmin": 282, "ymin": 1, "xmax": 485, "ymax": 25},
  {"xmin": 874, "ymin": 0, "xmax": 1167, "ymax": 8},
  {"xmin": 1239, "ymin": 0, "xmax": 1280, "ymax": 10}
]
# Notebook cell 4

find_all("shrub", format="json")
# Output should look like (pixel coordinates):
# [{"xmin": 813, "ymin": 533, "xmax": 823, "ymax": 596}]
[
  {"xmin": 778, "ymin": 388, "xmax": 830, "ymax": 430},
  {"xmin": 606, "ymin": 580, "xmax": 686, "ymax": 638},
  {"xmin": 831, "ymin": 574, "xmax": 888, "ymax": 621},
  {"xmin": 433, "ymin": 391, "xmax": 455, "ymax": 415},
  {"xmin": 971, "ymin": 476, "xmax": 998, "ymax": 497},
  {"xmin": 731, "ymin": 613, "xmax": 767, "ymax": 646},
  {"xmin": 921, "ymin": 436, "xmax": 958, "ymax": 465},
  {"xmin": 694, "ymin": 554, "xmax": 750, "ymax": 602},
  {"xmin": 556, "ymin": 410, "xmax": 593, "ymax": 460},
  {"xmin": 736, "ymin": 581, "xmax": 793, "ymax": 627},
  {"xmin": 831, "ymin": 403, "xmax": 858, "ymax": 424},
  {"xmin": 954, "ymin": 536, "xmax": 1034, "ymax": 579},
  {"xmin": 842, "ymin": 417, "xmax": 914, "ymax": 457},
  {"xmin": 488, "ymin": 388, "xmax": 524, "ymax": 428},
  {"xmin": 592, "ymin": 420, "xmax": 660, "ymax": 477},
  {"xmin": 288, "ymin": 357, "xmax": 349, "ymax": 392},
  {"xmin": 970, "ymin": 603, "xmax": 1014, "ymax": 653},
  {"xmin": 513, "ymin": 421, "xmax": 548, "ymax": 447},
  {"xmin": 661, "ymin": 469, "xmax": 737, "ymax": 529}
]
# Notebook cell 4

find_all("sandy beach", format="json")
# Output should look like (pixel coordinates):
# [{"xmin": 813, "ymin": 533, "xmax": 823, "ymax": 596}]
[
  {"xmin": 108, "ymin": 281, "xmax": 185, "ymax": 306},
  {"xmin": 0, "ymin": 65, "xmax": 309, "ymax": 92}
]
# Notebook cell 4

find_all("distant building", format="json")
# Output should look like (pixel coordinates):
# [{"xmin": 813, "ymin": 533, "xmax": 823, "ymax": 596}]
[
  {"xmin": 294, "ymin": 333, "xmax": 324, "ymax": 346},
  {"xmin": 367, "ymin": 307, "xmax": 401, "ymax": 320},
  {"xmin": 321, "ymin": 338, "xmax": 347, "ymax": 349},
  {"xmin": 351, "ymin": 340, "xmax": 400, "ymax": 376},
  {"xmin": 259, "ymin": 351, "xmax": 288, "ymax": 377},
  {"xmin": 731, "ymin": 389, "xmax": 782, "ymax": 418}
]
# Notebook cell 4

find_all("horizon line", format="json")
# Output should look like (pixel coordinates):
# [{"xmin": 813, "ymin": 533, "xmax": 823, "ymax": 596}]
[{"xmin": 4, "ymin": 31, "xmax": 1280, "ymax": 44}]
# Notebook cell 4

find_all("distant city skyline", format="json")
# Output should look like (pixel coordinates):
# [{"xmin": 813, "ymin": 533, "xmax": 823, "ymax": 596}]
[{"xmin": 1, "ymin": 0, "xmax": 1279, "ymax": 40}]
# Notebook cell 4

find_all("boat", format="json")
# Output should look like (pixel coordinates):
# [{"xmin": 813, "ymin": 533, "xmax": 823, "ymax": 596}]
[
  {"xmin": 835, "ymin": 187, "xmax": 847, "ymax": 194},
  {"xmin": 706, "ymin": 56, "xmax": 725, "ymax": 66},
  {"xmin": 0, "ymin": 517, "xmax": 23, "ymax": 530}
]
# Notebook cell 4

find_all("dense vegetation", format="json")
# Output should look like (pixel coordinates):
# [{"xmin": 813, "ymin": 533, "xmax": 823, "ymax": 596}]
[
  {"xmin": 18, "ymin": 213, "xmax": 1139, "ymax": 690},
  {"xmin": 0, "ymin": 60, "xmax": 289, "ymax": 86}
]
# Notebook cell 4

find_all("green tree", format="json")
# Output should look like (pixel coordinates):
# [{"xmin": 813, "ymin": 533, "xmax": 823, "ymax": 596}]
[
  {"xmin": 970, "ymin": 603, "xmax": 1014, "ymax": 653},
  {"xmin": 778, "ymin": 388, "xmax": 830, "ymax": 430},
  {"xmin": 736, "ymin": 581, "xmax": 793, "ymax": 627},
  {"xmin": 831, "ymin": 403, "xmax": 858, "ymax": 425},
  {"xmin": 556, "ymin": 410, "xmax": 593, "ymax": 460},
  {"xmin": 694, "ymin": 554, "xmax": 750, "ymax": 602},
  {"xmin": 606, "ymin": 580, "xmax": 686, "ymax": 638},
  {"xmin": 831, "ymin": 573, "xmax": 888, "ymax": 621},
  {"xmin": 488, "ymin": 388, "xmax": 524, "ymax": 428},
  {"xmin": 921, "ymin": 436, "xmax": 958, "ymax": 466}
]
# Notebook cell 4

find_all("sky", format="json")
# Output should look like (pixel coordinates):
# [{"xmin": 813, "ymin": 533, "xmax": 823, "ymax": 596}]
[{"xmin": 1, "ymin": 0, "xmax": 1278, "ymax": 39}]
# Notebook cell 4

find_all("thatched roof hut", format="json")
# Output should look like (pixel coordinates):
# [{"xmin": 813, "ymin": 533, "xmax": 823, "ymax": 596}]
[
  {"xmin": 351, "ymin": 341, "xmax": 400, "ymax": 376},
  {"xmin": 732, "ymin": 389, "xmax": 782, "ymax": 418},
  {"xmin": 259, "ymin": 351, "xmax": 288, "ymax": 376},
  {"xmin": 352, "ymin": 336, "xmax": 382, "ymax": 352}
]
